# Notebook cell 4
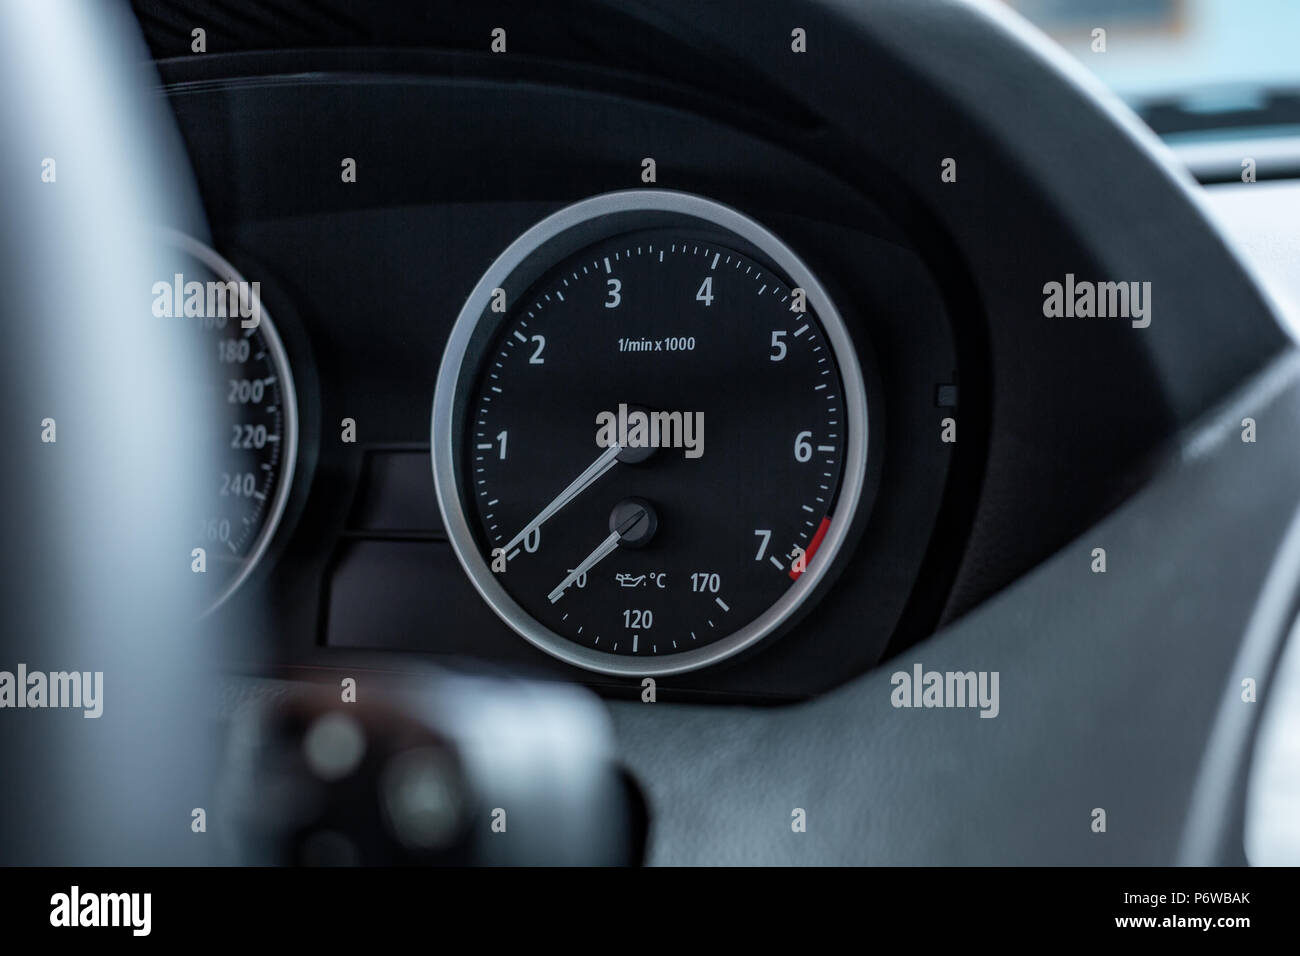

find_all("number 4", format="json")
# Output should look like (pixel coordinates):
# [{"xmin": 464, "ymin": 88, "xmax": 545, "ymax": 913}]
[{"xmin": 696, "ymin": 277, "xmax": 713, "ymax": 306}]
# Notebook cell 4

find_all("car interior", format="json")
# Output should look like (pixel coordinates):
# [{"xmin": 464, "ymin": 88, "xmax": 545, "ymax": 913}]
[{"xmin": 3, "ymin": 0, "xmax": 1299, "ymax": 874}]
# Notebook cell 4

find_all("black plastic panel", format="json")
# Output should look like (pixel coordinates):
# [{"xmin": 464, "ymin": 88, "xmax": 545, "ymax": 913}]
[
  {"xmin": 326, "ymin": 540, "xmax": 504, "ymax": 653},
  {"xmin": 169, "ymin": 66, "xmax": 973, "ymax": 697},
  {"xmin": 349, "ymin": 449, "xmax": 442, "ymax": 534}
]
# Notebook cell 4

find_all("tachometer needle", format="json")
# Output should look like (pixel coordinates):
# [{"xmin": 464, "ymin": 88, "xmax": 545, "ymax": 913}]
[{"xmin": 501, "ymin": 443, "xmax": 622, "ymax": 559}]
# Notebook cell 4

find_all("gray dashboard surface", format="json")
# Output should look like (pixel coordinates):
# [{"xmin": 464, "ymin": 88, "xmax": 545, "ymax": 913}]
[
  {"xmin": 611, "ymin": 352, "xmax": 1300, "ymax": 865},
  {"xmin": 1203, "ymin": 181, "xmax": 1300, "ymax": 331}
]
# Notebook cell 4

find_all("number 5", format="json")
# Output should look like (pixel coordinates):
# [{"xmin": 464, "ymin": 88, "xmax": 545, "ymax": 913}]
[{"xmin": 770, "ymin": 330, "xmax": 787, "ymax": 361}]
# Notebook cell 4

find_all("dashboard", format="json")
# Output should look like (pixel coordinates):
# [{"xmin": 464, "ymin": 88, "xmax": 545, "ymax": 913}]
[{"xmin": 145, "ymin": 5, "xmax": 1280, "ymax": 704}]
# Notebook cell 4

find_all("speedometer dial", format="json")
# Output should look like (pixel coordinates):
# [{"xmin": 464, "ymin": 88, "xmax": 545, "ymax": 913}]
[
  {"xmin": 162, "ymin": 231, "xmax": 299, "ymax": 613},
  {"xmin": 433, "ymin": 191, "xmax": 868, "ymax": 676}
]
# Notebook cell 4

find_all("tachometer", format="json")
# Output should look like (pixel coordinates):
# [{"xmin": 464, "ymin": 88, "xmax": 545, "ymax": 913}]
[{"xmin": 432, "ymin": 191, "xmax": 868, "ymax": 675}]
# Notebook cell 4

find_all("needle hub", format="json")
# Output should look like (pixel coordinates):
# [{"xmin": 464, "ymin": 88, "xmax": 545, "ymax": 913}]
[{"xmin": 610, "ymin": 497, "xmax": 658, "ymax": 548}]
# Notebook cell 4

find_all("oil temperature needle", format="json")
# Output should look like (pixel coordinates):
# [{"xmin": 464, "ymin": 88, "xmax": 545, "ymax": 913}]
[
  {"xmin": 548, "ymin": 530, "xmax": 621, "ymax": 604},
  {"xmin": 548, "ymin": 500, "xmax": 655, "ymax": 604}
]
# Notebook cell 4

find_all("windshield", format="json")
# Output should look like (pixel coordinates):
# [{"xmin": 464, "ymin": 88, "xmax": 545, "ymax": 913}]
[{"xmin": 1007, "ymin": 0, "xmax": 1300, "ymax": 138}]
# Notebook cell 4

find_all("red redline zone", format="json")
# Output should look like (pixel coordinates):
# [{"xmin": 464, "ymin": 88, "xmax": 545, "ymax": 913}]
[{"xmin": 790, "ymin": 516, "xmax": 831, "ymax": 581}]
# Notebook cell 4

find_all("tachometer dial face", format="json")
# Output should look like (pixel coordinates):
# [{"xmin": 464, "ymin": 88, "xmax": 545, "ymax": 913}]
[
  {"xmin": 162, "ymin": 232, "xmax": 299, "ymax": 613},
  {"xmin": 433, "ymin": 191, "xmax": 868, "ymax": 676}
]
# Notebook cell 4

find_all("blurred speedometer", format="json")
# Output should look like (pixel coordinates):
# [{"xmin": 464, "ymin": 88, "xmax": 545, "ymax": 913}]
[{"xmin": 161, "ymin": 231, "xmax": 298, "ymax": 612}]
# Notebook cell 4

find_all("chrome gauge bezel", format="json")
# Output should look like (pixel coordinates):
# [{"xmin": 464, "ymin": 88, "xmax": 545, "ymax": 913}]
[{"xmin": 431, "ymin": 190, "xmax": 869, "ymax": 676}]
